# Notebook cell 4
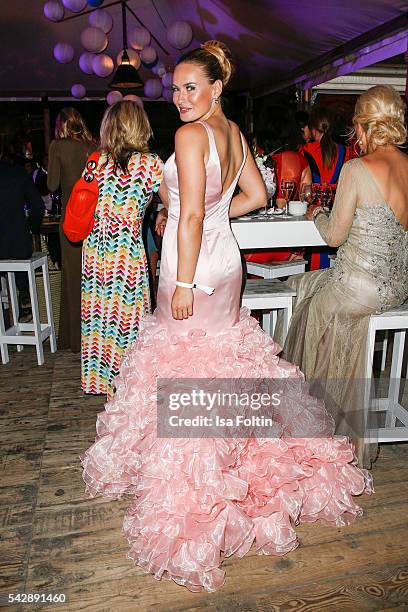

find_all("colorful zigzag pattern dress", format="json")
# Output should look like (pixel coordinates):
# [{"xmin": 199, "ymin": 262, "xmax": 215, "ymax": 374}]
[{"xmin": 81, "ymin": 152, "xmax": 163, "ymax": 396}]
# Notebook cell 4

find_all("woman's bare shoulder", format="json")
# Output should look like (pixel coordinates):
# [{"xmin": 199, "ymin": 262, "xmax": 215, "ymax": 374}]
[{"xmin": 175, "ymin": 122, "xmax": 208, "ymax": 151}]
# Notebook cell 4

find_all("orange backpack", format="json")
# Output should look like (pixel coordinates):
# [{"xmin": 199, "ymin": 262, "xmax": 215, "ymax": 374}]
[{"xmin": 62, "ymin": 151, "xmax": 101, "ymax": 243}]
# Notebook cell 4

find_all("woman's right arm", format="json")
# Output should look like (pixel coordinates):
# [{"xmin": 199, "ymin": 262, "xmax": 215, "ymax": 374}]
[
  {"xmin": 47, "ymin": 140, "xmax": 61, "ymax": 192},
  {"xmin": 229, "ymin": 142, "xmax": 267, "ymax": 218}
]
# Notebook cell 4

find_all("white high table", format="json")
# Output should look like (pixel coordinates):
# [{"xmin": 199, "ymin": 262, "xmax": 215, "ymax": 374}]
[{"xmin": 231, "ymin": 215, "xmax": 327, "ymax": 249}]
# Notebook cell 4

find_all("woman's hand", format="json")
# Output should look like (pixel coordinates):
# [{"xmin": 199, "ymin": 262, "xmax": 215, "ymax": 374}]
[
  {"xmin": 306, "ymin": 204, "xmax": 319, "ymax": 220},
  {"xmin": 155, "ymin": 209, "xmax": 168, "ymax": 236},
  {"xmin": 171, "ymin": 286, "xmax": 193, "ymax": 320}
]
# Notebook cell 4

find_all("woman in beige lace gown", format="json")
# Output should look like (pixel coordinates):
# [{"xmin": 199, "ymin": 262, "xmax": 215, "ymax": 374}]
[{"xmin": 281, "ymin": 85, "xmax": 408, "ymax": 467}]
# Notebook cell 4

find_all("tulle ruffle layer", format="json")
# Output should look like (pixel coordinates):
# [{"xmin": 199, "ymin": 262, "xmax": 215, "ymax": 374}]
[{"xmin": 81, "ymin": 308, "xmax": 373, "ymax": 592}]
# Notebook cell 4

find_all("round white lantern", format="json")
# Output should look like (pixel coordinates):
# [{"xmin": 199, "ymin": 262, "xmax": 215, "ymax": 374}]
[
  {"xmin": 129, "ymin": 26, "xmax": 150, "ymax": 50},
  {"xmin": 92, "ymin": 53, "xmax": 114, "ymax": 77},
  {"xmin": 161, "ymin": 72, "xmax": 173, "ymax": 89},
  {"xmin": 62, "ymin": 0, "xmax": 87, "ymax": 12},
  {"xmin": 144, "ymin": 78, "xmax": 162, "ymax": 99},
  {"xmin": 106, "ymin": 90, "xmax": 123, "ymax": 105},
  {"xmin": 116, "ymin": 48, "xmax": 141, "ymax": 69},
  {"xmin": 123, "ymin": 94, "xmax": 143, "ymax": 107},
  {"xmin": 53, "ymin": 42, "xmax": 74, "ymax": 64},
  {"xmin": 44, "ymin": 1, "xmax": 64, "ymax": 22},
  {"xmin": 79, "ymin": 52, "xmax": 95, "ymax": 74},
  {"xmin": 152, "ymin": 61, "xmax": 166, "ymax": 77},
  {"xmin": 167, "ymin": 21, "xmax": 193, "ymax": 49},
  {"xmin": 80, "ymin": 26, "xmax": 108, "ymax": 53},
  {"xmin": 71, "ymin": 84, "xmax": 86, "ymax": 99},
  {"xmin": 140, "ymin": 46, "xmax": 157, "ymax": 65},
  {"xmin": 88, "ymin": 8, "xmax": 113, "ymax": 33},
  {"xmin": 162, "ymin": 88, "xmax": 174, "ymax": 103}
]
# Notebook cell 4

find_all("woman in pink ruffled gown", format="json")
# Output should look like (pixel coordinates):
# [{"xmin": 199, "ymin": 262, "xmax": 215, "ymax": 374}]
[{"xmin": 81, "ymin": 41, "xmax": 373, "ymax": 592}]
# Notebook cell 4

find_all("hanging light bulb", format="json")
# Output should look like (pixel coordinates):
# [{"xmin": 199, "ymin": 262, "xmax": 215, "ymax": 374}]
[{"xmin": 109, "ymin": 1, "xmax": 143, "ymax": 89}]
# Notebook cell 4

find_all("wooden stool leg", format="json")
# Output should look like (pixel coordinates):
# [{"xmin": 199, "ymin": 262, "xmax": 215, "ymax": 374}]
[
  {"xmin": 380, "ymin": 334, "xmax": 388, "ymax": 371},
  {"xmin": 42, "ymin": 263, "xmax": 57, "ymax": 353},
  {"xmin": 7, "ymin": 272, "xmax": 23, "ymax": 352},
  {"xmin": 363, "ymin": 320, "xmax": 376, "ymax": 440},
  {"xmin": 271, "ymin": 310, "xmax": 278, "ymax": 337},
  {"xmin": 385, "ymin": 330, "xmax": 406, "ymax": 428},
  {"xmin": 28, "ymin": 267, "xmax": 44, "ymax": 366},
  {"xmin": 280, "ymin": 299, "xmax": 293, "ymax": 343},
  {"xmin": 0, "ymin": 301, "xmax": 9, "ymax": 364},
  {"xmin": 262, "ymin": 312, "xmax": 272, "ymax": 335}
]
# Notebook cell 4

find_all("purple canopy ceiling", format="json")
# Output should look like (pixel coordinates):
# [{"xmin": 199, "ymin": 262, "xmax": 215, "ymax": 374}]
[{"xmin": 0, "ymin": 0, "xmax": 406, "ymax": 98}]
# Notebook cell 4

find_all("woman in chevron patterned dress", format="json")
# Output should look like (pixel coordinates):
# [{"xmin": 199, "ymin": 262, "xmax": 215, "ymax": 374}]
[{"xmin": 81, "ymin": 101, "xmax": 163, "ymax": 397}]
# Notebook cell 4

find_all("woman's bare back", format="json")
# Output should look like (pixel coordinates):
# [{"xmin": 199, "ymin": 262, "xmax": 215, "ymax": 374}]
[
  {"xmin": 205, "ymin": 117, "xmax": 244, "ymax": 196},
  {"xmin": 363, "ymin": 146, "xmax": 408, "ymax": 230}
]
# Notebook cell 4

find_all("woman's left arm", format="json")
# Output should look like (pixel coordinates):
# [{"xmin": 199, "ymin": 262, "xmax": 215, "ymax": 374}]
[
  {"xmin": 171, "ymin": 123, "xmax": 207, "ymax": 320},
  {"xmin": 313, "ymin": 161, "xmax": 358, "ymax": 247}
]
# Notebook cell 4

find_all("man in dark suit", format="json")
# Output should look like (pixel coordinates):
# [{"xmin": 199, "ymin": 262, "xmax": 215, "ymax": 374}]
[{"xmin": 0, "ymin": 155, "xmax": 44, "ymax": 318}]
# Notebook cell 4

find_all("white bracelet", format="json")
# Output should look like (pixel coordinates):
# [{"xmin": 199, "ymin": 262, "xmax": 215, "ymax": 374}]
[{"xmin": 176, "ymin": 280, "xmax": 214, "ymax": 296}]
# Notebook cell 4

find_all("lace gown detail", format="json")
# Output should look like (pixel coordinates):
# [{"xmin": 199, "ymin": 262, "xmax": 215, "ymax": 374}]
[
  {"xmin": 282, "ymin": 158, "xmax": 408, "ymax": 465},
  {"xmin": 81, "ymin": 129, "xmax": 373, "ymax": 592}
]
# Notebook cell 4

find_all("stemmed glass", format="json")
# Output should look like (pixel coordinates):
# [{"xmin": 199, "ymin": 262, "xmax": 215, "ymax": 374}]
[
  {"xmin": 299, "ymin": 183, "xmax": 313, "ymax": 206},
  {"xmin": 320, "ymin": 183, "xmax": 334, "ymax": 209},
  {"xmin": 280, "ymin": 179, "xmax": 296, "ymax": 216}
]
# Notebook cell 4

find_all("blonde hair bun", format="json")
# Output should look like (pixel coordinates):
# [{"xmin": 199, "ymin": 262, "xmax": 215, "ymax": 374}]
[
  {"xmin": 353, "ymin": 85, "xmax": 407, "ymax": 148},
  {"xmin": 201, "ymin": 40, "xmax": 234, "ymax": 86}
]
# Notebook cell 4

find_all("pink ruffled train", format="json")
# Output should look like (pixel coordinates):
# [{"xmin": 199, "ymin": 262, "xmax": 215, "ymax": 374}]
[{"xmin": 81, "ymin": 308, "xmax": 373, "ymax": 592}]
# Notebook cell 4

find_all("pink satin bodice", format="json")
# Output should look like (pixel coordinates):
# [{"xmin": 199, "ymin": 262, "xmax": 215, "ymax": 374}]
[{"xmin": 155, "ymin": 121, "xmax": 246, "ymax": 335}]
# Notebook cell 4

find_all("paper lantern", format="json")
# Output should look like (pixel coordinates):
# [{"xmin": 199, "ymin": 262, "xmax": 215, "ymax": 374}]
[
  {"xmin": 106, "ymin": 90, "xmax": 123, "ymax": 105},
  {"xmin": 53, "ymin": 42, "xmax": 74, "ymax": 64},
  {"xmin": 92, "ymin": 53, "xmax": 114, "ymax": 77},
  {"xmin": 161, "ymin": 72, "xmax": 173, "ymax": 89},
  {"xmin": 62, "ymin": 0, "xmax": 87, "ymax": 11},
  {"xmin": 144, "ymin": 78, "xmax": 162, "ymax": 100},
  {"xmin": 80, "ymin": 26, "xmax": 108, "ymax": 53},
  {"xmin": 152, "ymin": 61, "xmax": 166, "ymax": 77},
  {"xmin": 79, "ymin": 52, "xmax": 95, "ymax": 74},
  {"xmin": 129, "ymin": 26, "xmax": 150, "ymax": 50},
  {"xmin": 88, "ymin": 8, "xmax": 113, "ymax": 33},
  {"xmin": 116, "ymin": 48, "xmax": 141, "ymax": 69},
  {"xmin": 87, "ymin": 0, "xmax": 104, "ymax": 6},
  {"xmin": 71, "ymin": 84, "xmax": 86, "ymax": 99},
  {"xmin": 140, "ymin": 46, "xmax": 157, "ymax": 65},
  {"xmin": 123, "ymin": 94, "xmax": 143, "ymax": 107},
  {"xmin": 163, "ymin": 88, "xmax": 174, "ymax": 103},
  {"xmin": 167, "ymin": 21, "xmax": 193, "ymax": 49},
  {"xmin": 44, "ymin": 1, "xmax": 64, "ymax": 22}
]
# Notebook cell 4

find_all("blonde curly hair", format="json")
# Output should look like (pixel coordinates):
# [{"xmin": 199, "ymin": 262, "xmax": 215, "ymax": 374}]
[{"xmin": 353, "ymin": 85, "xmax": 407, "ymax": 148}]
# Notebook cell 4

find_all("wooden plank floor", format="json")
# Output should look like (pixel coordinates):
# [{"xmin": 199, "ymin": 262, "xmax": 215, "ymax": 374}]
[{"xmin": 1, "ymin": 346, "xmax": 407, "ymax": 612}]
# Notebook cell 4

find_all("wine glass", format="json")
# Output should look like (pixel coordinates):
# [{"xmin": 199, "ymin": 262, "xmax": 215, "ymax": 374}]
[
  {"xmin": 280, "ymin": 179, "xmax": 296, "ymax": 216},
  {"xmin": 320, "ymin": 183, "xmax": 333, "ymax": 209},
  {"xmin": 299, "ymin": 183, "xmax": 313, "ymax": 205}
]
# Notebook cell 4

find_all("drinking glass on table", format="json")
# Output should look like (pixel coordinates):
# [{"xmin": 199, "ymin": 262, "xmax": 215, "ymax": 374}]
[
  {"xmin": 320, "ymin": 183, "xmax": 334, "ymax": 209},
  {"xmin": 280, "ymin": 179, "xmax": 296, "ymax": 216},
  {"xmin": 299, "ymin": 183, "xmax": 313, "ymax": 206}
]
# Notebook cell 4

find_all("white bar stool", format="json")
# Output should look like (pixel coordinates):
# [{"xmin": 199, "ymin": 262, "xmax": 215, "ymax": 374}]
[
  {"xmin": 242, "ymin": 278, "xmax": 296, "ymax": 341},
  {"xmin": 245, "ymin": 259, "xmax": 306, "ymax": 332},
  {"xmin": 0, "ymin": 253, "xmax": 57, "ymax": 365},
  {"xmin": 364, "ymin": 302, "xmax": 408, "ymax": 443},
  {"xmin": 0, "ymin": 276, "xmax": 8, "ymax": 310}
]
